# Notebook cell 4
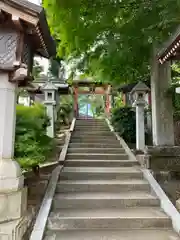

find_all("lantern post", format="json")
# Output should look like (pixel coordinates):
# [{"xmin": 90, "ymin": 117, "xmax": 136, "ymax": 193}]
[
  {"xmin": 42, "ymin": 81, "xmax": 58, "ymax": 138},
  {"xmin": 131, "ymin": 82, "xmax": 150, "ymax": 151}
]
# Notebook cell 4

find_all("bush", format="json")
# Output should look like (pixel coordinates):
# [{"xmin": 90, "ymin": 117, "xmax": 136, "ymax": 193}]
[
  {"xmin": 111, "ymin": 106, "xmax": 136, "ymax": 143},
  {"xmin": 15, "ymin": 103, "xmax": 54, "ymax": 170},
  {"xmin": 57, "ymin": 96, "xmax": 73, "ymax": 126}
]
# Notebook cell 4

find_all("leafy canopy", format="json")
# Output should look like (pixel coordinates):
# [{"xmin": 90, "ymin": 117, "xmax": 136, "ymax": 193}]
[
  {"xmin": 43, "ymin": 0, "xmax": 180, "ymax": 83},
  {"xmin": 33, "ymin": 59, "xmax": 44, "ymax": 78}
]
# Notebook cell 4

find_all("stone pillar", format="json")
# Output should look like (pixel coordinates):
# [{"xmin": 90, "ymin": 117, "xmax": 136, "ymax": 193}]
[
  {"xmin": 133, "ymin": 100, "xmax": 146, "ymax": 151},
  {"xmin": 105, "ymin": 94, "xmax": 110, "ymax": 116},
  {"xmin": 42, "ymin": 82, "xmax": 58, "ymax": 138},
  {"xmin": 146, "ymin": 110, "xmax": 152, "ymax": 133},
  {"xmin": 151, "ymin": 55, "xmax": 174, "ymax": 146},
  {"xmin": 105, "ymin": 85, "xmax": 111, "ymax": 117},
  {"xmin": 74, "ymin": 87, "xmax": 79, "ymax": 118},
  {"xmin": 54, "ymin": 92, "xmax": 60, "ymax": 122},
  {"xmin": 45, "ymin": 102, "xmax": 56, "ymax": 138},
  {"xmin": 0, "ymin": 73, "xmax": 27, "ymax": 238}
]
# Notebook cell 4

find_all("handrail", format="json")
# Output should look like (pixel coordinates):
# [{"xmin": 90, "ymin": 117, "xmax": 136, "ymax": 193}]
[
  {"xmin": 59, "ymin": 118, "xmax": 76, "ymax": 163},
  {"xmin": 142, "ymin": 168, "xmax": 180, "ymax": 234},
  {"xmin": 29, "ymin": 165, "xmax": 62, "ymax": 240},
  {"xmin": 70, "ymin": 118, "xmax": 76, "ymax": 132}
]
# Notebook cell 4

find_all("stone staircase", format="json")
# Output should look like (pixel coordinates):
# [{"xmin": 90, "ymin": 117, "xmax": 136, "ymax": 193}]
[{"xmin": 44, "ymin": 119, "xmax": 180, "ymax": 239}]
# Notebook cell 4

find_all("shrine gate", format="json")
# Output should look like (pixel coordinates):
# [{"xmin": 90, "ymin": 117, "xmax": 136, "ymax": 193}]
[{"xmin": 71, "ymin": 78, "xmax": 111, "ymax": 118}]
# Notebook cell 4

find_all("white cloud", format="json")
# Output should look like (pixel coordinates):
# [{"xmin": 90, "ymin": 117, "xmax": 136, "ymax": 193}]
[{"xmin": 27, "ymin": 0, "xmax": 41, "ymax": 5}]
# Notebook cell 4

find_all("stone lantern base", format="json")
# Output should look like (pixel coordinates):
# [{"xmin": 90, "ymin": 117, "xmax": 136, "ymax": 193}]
[
  {"xmin": 136, "ymin": 145, "xmax": 180, "ymax": 202},
  {"xmin": 136, "ymin": 145, "xmax": 180, "ymax": 172},
  {"xmin": 0, "ymin": 188, "xmax": 30, "ymax": 240},
  {"xmin": 0, "ymin": 213, "xmax": 31, "ymax": 240}
]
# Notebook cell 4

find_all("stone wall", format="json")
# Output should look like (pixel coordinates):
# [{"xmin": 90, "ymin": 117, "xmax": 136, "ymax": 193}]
[{"xmin": 136, "ymin": 146, "xmax": 180, "ymax": 204}]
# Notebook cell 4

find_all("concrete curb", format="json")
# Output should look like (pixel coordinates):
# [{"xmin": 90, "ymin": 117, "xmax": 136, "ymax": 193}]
[
  {"xmin": 59, "ymin": 118, "xmax": 76, "ymax": 164},
  {"xmin": 29, "ymin": 165, "xmax": 62, "ymax": 240},
  {"xmin": 142, "ymin": 168, "xmax": 180, "ymax": 234}
]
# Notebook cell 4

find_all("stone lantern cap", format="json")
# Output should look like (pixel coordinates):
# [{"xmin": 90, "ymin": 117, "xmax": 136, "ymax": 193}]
[
  {"xmin": 0, "ymin": 0, "xmax": 56, "ymax": 58},
  {"xmin": 42, "ymin": 81, "xmax": 58, "ymax": 91},
  {"xmin": 130, "ymin": 81, "xmax": 150, "ymax": 95}
]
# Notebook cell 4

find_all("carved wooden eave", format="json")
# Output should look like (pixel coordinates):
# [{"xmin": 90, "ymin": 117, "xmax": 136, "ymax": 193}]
[
  {"xmin": 158, "ymin": 26, "xmax": 180, "ymax": 64},
  {"xmin": 0, "ymin": 0, "xmax": 56, "ymax": 58}
]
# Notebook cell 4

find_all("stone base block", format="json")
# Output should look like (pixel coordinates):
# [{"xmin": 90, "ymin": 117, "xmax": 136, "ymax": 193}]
[
  {"xmin": 136, "ymin": 145, "xmax": 180, "ymax": 171},
  {"xmin": 0, "ymin": 212, "xmax": 32, "ymax": 240},
  {"xmin": 0, "ymin": 187, "xmax": 27, "ymax": 223},
  {"xmin": 0, "ymin": 159, "xmax": 24, "ymax": 193}
]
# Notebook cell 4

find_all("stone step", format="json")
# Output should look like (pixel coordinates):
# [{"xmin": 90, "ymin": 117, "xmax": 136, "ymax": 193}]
[
  {"xmin": 76, "ymin": 119, "xmax": 105, "ymax": 121},
  {"xmin": 72, "ymin": 131, "xmax": 114, "ymax": 136},
  {"xmin": 70, "ymin": 138, "xmax": 118, "ymax": 143},
  {"xmin": 73, "ymin": 129, "xmax": 111, "ymax": 132},
  {"xmin": 59, "ymin": 167, "xmax": 143, "ymax": 180},
  {"xmin": 66, "ymin": 153, "xmax": 129, "ymax": 160},
  {"xmin": 74, "ymin": 127, "xmax": 108, "ymax": 130},
  {"xmin": 74, "ymin": 128, "xmax": 110, "ymax": 132},
  {"xmin": 62, "ymin": 159, "xmax": 138, "ymax": 167},
  {"xmin": 72, "ymin": 134, "xmax": 115, "ymax": 138},
  {"xmin": 75, "ymin": 123, "xmax": 107, "ymax": 127},
  {"xmin": 72, "ymin": 133, "xmax": 116, "ymax": 138},
  {"xmin": 75, "ymin": 125, "xmax": 109, "ymax": 128},
  {"xmin": 67, "ymin": 148, "xmax": 125, "ymax": 154},
  {"xmin": 56, "ymin": 179, "xmax": 150, "ymax": 193},
  {"xmin": 68, "ymin": 143, "xmax": 121, "ymax": 148},
  {"xmin": 44, "ymin": 229, "xmax": 180, "ymax": 240},
  {"xmin": 71, "ymin": 137, "xmax": 117, "ymax": 142},
  {"xmin": 71, "ymin": 135, "xmax": 117, "ymax": 143},
  {"xmin": 52, "ymin": 192, "xmax": 159, "ymax": 209},
  {"xmin": 47, "ymin": 208, "xmax": 170, "ymax": 230},
  {"xmin": 75, "ymin": 120, "xmax": 105, "ymax": 122}
]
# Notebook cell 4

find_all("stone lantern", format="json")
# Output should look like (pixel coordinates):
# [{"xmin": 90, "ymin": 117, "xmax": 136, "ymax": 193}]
[
  {"xmin": 42, "ymin": 81, "xmax": 58, "ymax": 138},
  {"xmin": 131, "ymin": 82, "xmax": 150, "ymax": 151},
  {"xmin": 0, "ymin": 0, "xmax": 56, "ymax": 239}
]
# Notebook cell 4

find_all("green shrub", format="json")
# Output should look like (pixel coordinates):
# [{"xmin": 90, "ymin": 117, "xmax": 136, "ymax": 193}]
[
  {"xmin": 57, "ymin": 96, "xmax": 73, "ymax": 126},
  {"xmin": 15, "ymin": 103, "xmax": 54, "ymax": 170},
  {"xmin": 111, "ymin": 106, "xmax": 136, "ymax": 143}
]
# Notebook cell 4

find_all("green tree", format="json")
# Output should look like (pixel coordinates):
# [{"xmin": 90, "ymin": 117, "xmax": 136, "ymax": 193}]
[
  {"xmin": 43, "ymin": 0, "xmax": 180, "ymax": 84},
  {"xmin": 48, "ymin": 58, "xmax": 60, "ymax": 78},
  {"xmin": 32, "ymin": 59, "xmax": 44, "ymax": 78},
  {"xmin": 172, "ymin": 62, "xmax": 180, "ymax": 83}
]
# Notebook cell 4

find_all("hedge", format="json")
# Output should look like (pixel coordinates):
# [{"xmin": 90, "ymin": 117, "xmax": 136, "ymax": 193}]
[
  {"xmin": 15, "ymin": 103, "xmax": 54, "ymax": 170},
  {"xmin": 111, "ymin": 106, "xmax": 136, "ymax": 143}
]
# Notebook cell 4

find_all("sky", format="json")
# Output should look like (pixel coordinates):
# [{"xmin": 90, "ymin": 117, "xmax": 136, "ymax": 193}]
[{"xmin": 28, "ymin": 0, "xmax": 41, "ymax": 4}]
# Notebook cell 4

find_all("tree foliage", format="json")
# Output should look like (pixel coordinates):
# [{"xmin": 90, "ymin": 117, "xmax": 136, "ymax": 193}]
[
  {"xmin": 57, "ymin": 95, "xmax": 73, "ymax": 126},
  {"xmin": 15, "ymin": 104, "xmax": 54, "ymax": 170},
  {"xmin": 111, "ymin": 106, "xmax": 136, "ymax": 143},
  {"xmin": 44, "ymin": 0, "xmax": 180, "ymax": 84},
  {"xmin": 32, "ymin": 59, "xmax": 44, "ymax": 78},
  {"xmin": 48, "ymin": 58, "xmax": 60, "ymax": 78}
]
